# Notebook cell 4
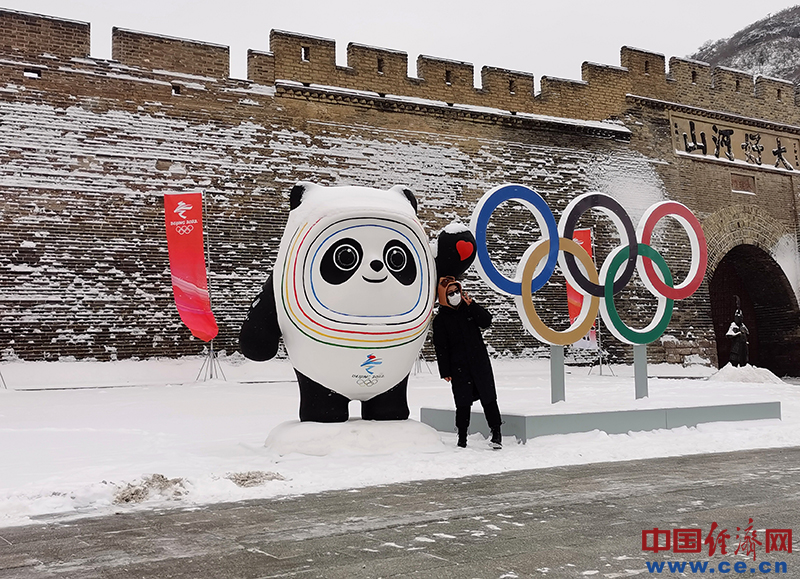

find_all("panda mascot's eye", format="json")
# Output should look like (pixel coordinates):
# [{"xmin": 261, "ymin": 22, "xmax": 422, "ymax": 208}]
[
  {"xmin": 321, "ymin": 238, "xmax": 363, "ymax": 285},
  {"xmin": 385, "ymin": 247, "xmax": 407, "ymax": 271},
  {"xmin": 383, "ymin": 240, "xmax": 416, "ymax": 286},
  {"xmin": 335, "ymin": 245, "xmax": 359, "ymax": 270}
]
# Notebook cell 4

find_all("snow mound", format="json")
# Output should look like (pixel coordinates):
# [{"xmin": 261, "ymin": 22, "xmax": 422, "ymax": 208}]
[
  {"xmin": 265, "ymin": 419, "xmax": 446, "ymax": 456},
  {"xmin": 708, "ymin": 363, "xmax": 786, "ymax": 384},
  {"xmin": 114, "ymin": 474, "xmax": 187, "ymax": 504}
]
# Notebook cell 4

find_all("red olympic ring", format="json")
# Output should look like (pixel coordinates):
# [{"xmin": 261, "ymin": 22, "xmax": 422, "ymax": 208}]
[{"xmin": 637, "ymin": 201, "xmax": 707, "ymax": 301}]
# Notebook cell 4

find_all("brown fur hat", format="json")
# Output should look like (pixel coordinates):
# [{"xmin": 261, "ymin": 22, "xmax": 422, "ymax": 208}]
[{"xmin": 437, "ymin": 276, "xmax": 462, "ymax": 308}]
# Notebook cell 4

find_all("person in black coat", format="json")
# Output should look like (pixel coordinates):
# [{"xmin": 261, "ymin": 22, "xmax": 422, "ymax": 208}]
[
  {"xmin": 432, "ymin": 276, "xmax": 502, "ymax": 448},
  {"xmin": 727, "ymin": 298, "xmax": 749, "ymax": 367}
]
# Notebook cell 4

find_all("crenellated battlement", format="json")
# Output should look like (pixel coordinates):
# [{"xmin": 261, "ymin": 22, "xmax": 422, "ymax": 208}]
[{"xmin": 3, "ymin": 7, "xmax": 800, "ymax": 126}]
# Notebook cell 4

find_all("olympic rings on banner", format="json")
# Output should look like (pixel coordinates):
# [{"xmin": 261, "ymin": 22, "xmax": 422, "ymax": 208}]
[
  {"xmin": 469, "ymin": 184, "xmax": 708, "ymax": 346},
  {"xmin": 175, "ymin": 225, "xmax": 194, "ymax": 235}
]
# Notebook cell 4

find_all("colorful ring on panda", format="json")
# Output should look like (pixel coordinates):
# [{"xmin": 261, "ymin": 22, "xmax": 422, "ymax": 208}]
[
  {"xmin": 471, "ymin": 184, "xmax": 560, "ymax": 296},
  {"xmin": 518, "ymin": 237, "xmax": 601, "ymax": 346},
  {"xmin": 636, "ymin": 201, "xmax": 708, "ymax": 301},
  {"xmin": 600, "ymin": 243, "xmax": 674, "ymax": 345},
  {"xmin": 559, "ymin": 192, "xmax": 638, "ymax": 297}
]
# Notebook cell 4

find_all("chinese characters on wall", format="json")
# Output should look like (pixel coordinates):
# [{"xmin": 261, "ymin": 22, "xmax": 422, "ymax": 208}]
[{"xmin": 672, "ymin": 113, "xmax": 800, "ymax": 172}]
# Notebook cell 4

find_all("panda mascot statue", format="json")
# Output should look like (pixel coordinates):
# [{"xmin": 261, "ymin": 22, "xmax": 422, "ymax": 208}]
[{"xmin": 240, "ymin": 182, "xmax": 438, "ymax": 423}]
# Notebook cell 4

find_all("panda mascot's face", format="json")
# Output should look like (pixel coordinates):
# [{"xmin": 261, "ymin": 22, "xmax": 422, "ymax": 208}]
[
  {"xmin": 274, "ymin": 183, "xmax": 436, "ymax": 400},
  {"xmin": 312, "ymin": 219, "xmax": 422, "ymax": 317}
]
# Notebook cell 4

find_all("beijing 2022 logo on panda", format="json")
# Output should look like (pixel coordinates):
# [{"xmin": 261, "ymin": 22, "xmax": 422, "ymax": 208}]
[{"xmin": 353, "ymin": 354, "xmax": 384, "ymax": 387}]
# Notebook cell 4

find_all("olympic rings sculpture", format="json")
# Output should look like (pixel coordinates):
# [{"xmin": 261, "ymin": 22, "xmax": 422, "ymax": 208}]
[{"xmin": 469, "ymin": 184, "xmax": 708, "ymax": 346}]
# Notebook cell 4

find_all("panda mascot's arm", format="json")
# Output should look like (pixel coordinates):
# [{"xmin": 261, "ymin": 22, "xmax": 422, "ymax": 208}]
[{"xmin": 239, "ymin": 273, "xmax": 281, "ymax": 361}]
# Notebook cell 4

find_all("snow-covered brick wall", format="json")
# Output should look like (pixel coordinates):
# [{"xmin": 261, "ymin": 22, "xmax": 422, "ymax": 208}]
[{"xmin": 0, "ymin": 80, "xmax": 687, "ymax": 362}]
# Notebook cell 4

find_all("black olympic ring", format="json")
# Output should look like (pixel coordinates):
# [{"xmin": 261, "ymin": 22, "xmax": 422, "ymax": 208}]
[{"xmin": 559, "ymin": 193, "xmax": 638, "ymax": 297}]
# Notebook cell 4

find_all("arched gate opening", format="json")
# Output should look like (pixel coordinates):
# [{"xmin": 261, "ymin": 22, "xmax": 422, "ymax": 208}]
[{"xmin": 709, "ymin": 244, "xmax": 800, "ymax": 376}]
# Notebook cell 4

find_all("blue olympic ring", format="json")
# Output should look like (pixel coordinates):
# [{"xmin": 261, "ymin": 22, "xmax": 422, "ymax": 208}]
[{"xmin": 472, "ymin": 184, "xmax": 559, "ymax": 295}]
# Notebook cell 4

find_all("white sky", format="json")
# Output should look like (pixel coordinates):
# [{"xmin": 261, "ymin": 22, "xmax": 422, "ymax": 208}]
[{"xmin": 2, "ymin": 1, "xmax": 798, "ymax": 85}]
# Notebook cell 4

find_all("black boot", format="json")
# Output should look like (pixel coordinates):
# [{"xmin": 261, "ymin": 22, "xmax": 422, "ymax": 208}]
[
  {"xmin": 490, "ymin": 427, "xmax": 502, "ymax": 449},
  {"xmin": 457, "ymin": 429, "xmax": 467, "ymax": 448}
]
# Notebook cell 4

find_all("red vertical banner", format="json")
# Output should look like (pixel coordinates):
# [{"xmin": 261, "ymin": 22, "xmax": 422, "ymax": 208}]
[
  {"xmin": 164, "ymin": 192, "xmax": 218, "ymax": 342},
  {"xmin": 566, "ymin": 228, "xmax": 598, "ymax": 349}
]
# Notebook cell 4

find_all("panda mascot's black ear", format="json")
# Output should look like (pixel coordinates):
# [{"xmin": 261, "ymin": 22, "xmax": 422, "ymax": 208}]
[
  {"xmin": 400, "ymin": 188, "xmax": 418, "ymax": 213},
  {"xmin": 389, "ymin": 185, "xmax": 418, "ymax": 213},
  {"xmin": 434, "ymin": 224, "xmax": 476, "ymax": 280},
  {"xmin": 289, "ymin": 182, "xmax": 312, "ymax": 210}
]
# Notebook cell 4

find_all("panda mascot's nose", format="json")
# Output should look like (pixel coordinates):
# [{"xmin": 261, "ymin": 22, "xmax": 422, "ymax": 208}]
[{"xmin": 370, "ymin": 260, "xmax": 384, "ymax": 272}]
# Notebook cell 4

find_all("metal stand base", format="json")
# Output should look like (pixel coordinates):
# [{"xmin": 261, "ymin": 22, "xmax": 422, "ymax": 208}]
[
  {"xmin": 587, "ymin": 348, "xmax": 615, "ymax": 376},
  {"xmin": 550, "ymin": 345, "xmax": 565, "ymax": 403},
  {"xmin": 412, "ymin": 353, "xmax": 432, "ymax": 375},
  {"xmin": 634, "ymin": 344, "xmax": 648, "ymax": 399},
  {"xmin": 196, "ymin": 341, "xmax": 226, "ymax": 382}
]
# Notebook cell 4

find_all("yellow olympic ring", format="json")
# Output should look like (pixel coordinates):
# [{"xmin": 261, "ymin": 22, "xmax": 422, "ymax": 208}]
[{"xmin": 518, "ymin": 237, "xmax": 600, "ymax": 346}]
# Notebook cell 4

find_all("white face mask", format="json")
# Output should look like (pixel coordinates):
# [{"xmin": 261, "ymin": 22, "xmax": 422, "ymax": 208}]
[{"xmin": 447, "ymin": 292, "xmax": 462, "ymax": 307}]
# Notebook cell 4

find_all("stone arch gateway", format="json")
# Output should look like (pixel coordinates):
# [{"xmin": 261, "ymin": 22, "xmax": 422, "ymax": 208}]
[
  {"xmin": 709, "ymin": 245, "xmax": 800, "ymax": 375},
  {"xmin": 704, "ymin": 205, "xmax": 800, "ymax": 375}
]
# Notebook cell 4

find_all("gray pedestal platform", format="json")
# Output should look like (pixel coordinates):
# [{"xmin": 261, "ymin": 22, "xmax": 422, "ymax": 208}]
[{"xmin": 420, "ymin": 401, "xmax": 781, "ymax": 443}]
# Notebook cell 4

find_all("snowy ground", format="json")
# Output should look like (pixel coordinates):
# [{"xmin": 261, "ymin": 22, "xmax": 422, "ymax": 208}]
[{"xmin": 0, "ymin": 354, "xmax": 797, "ymax": 528}]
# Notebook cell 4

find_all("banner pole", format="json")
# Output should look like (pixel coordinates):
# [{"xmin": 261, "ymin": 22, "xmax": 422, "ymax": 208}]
[
  {"xmin": 195, "ymin": 189, "xmax": 226, "ymax": 382},
  {"xmin": 204, "ymin": 189, "xmax": 214, "ymax": 381}
]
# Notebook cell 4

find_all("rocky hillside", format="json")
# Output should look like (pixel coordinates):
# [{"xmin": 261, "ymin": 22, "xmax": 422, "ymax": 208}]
[{"xmin": 690, "ymin": 5, "xmax": 800, "ymax": 83}]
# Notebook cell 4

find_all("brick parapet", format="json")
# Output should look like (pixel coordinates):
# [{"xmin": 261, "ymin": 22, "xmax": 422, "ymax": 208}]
[
  {"xmin": 0, "ymin": 8, "xmax": 89, "ymax": 60},
  {"xmin": 247, "ymin": 49, "xmax": 275, "ymax": 85},
  {"xmin": 5, "ymin": 8, "xmax": 800, "ymax": 127},
  {"xmin": 111, "ymin": 28, "xmax": 229, "ymax": 79}
]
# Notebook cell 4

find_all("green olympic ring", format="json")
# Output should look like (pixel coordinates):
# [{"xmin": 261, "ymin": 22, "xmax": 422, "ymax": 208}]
[{"xmin": 600, "ymin": 243, "xmax": 674, "ymax": 345}]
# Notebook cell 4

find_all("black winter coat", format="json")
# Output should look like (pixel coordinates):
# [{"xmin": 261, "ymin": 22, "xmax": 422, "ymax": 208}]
[{"xmin": 432, "ymin": 301, "xmax": 497, "ymax": 407}]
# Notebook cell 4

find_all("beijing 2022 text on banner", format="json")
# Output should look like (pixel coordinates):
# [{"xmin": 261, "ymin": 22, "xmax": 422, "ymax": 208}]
[{"xmin": 164, "ymin": 192, "xmax": 218, "ymax": 342}]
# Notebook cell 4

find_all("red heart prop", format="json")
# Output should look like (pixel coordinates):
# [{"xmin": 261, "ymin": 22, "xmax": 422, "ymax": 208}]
[{"xmin": 456, "ymin": 240, "xmax": 473, "ymax": 261}]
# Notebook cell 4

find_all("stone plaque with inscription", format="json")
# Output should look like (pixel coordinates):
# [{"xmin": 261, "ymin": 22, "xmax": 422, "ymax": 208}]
[
  {"xmin": 672, "ymin": 113, "xmax": 799, "ymax": 172},
  {"xmin": 730, "ymin": 173, "xmax": 756, "ymax": 194}
]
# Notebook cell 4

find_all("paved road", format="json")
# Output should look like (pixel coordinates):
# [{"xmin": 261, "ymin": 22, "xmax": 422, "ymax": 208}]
[{"xmin": 1, "ymin": 447, "xmax": 798, "ymax": 578}]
